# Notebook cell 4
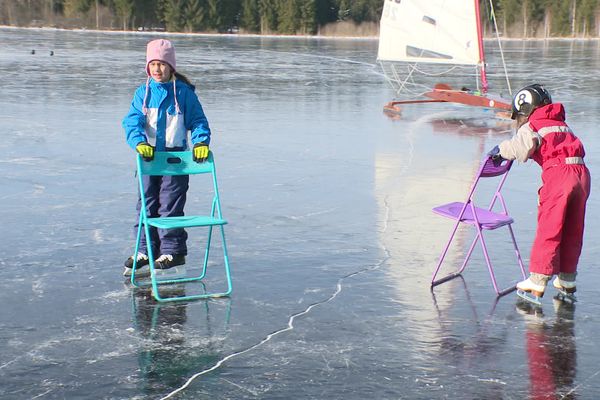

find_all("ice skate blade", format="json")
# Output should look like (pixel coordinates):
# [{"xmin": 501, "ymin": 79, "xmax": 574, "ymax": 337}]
[
  {"xmin": 154, "ymin": 265, "xmax": 187, "ymax": 280},
  {"xmin": 133, "ymin": 266, "xmax": 187, "ymax": 286},
  {"xmin": 516, "ymin": 289, "xmax": 543, "ymax": 307},
  {"xmin": 552, "ymin": 279, "xmax": 576, "ymax": 294},
  {"xmin": 124, "ymin": 268, "xmax": 150, "ymax": 279},
  {"xmin": 554, "ymin": 291, "xmax": 577, "ymax": 304}
]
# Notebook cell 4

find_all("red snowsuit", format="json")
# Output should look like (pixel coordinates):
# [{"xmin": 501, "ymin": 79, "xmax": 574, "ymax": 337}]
[{"xmin": 499, "ymin": 103, "xmax": 590, "ymax": 276}]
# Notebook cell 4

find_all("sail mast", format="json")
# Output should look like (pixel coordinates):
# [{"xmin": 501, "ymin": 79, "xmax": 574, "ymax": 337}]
[{"xmin": 474, "ymin": 0, "xmax": 488, "ymax": 93}]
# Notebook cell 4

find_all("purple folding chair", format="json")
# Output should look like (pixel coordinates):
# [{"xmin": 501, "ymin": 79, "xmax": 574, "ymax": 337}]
[{"xmin": 431, "ymin": 156, "xmax": 527, "ymax": 296}]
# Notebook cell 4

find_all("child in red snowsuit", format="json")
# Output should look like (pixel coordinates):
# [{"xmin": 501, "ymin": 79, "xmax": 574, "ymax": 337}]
[{"xmin": 492, "ymin": 84, "xmax": 590, "ymax": 299}]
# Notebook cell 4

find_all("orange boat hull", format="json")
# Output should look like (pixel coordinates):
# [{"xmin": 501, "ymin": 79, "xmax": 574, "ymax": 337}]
[{"xmin": 424, "ymin": 88, "xmax": 511, "ymax": 111}]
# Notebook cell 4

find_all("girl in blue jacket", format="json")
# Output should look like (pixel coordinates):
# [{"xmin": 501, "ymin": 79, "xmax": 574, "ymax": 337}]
[{"xmin": 122, "ymin": 39, "xmax": 211, "ymax": 277}]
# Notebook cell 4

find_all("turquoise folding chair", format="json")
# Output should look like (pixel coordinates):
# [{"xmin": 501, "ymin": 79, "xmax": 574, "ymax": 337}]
[{"xmin": 130, "ymin": 151, "xmax": 232, "ymax": 302}]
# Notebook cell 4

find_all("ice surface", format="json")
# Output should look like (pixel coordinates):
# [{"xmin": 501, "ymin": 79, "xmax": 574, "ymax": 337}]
[{"xmin": 1, "ymin": 28, "xmax": 600, "ymax": 399}]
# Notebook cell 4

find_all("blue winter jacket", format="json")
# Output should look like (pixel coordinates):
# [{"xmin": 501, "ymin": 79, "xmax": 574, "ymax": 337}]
[{"xmin": 123, "ymin": 78, "xmax": 211, "ymax": 151}]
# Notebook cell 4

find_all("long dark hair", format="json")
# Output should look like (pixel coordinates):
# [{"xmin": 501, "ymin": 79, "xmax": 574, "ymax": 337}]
[{"xmin": 174, "ymin": 72, "xmax": 195, "ymax": 90}]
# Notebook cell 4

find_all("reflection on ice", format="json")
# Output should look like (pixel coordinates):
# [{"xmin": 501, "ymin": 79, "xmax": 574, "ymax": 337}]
[
  {"xmin": 518, "ymin": 299, "xmax": 578, "ymax": 399},
  {"xmin": 131, "ymin": 288, "xmax": 230, "ymax": 395}
]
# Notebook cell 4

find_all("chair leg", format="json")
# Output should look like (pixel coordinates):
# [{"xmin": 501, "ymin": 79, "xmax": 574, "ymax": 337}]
[
  {"xmin": 198, "ymin": 225, "xmax": 213, "ymax": 280},
  {"xmin": 477, "ymin": 229, "xmax": 517, "ymax": 297},
  {"xmin": 458, "ymin": 232, "xmax": 480, "ymax": 274},
  {"xmin": 507, "ymin": 225, "xmax": 527, "ymax": 279},
  {"xmin": 220, "ymin": 225, "xmax": 233, "ymax": 296},
  {"xmin": 131, "ymin": 221, "xmax": 156, "ymax": 287},
  {"xmin": 149, "ymin": 224, "xmax": 232, "ymax": 303},
  {"xmin": 130, "ymin": 217, "xmax": 145, "ymax": 287},
  {"xmin": 433, "ymin": 223, "xmax": 521, "ymax": 296},
  {"xmin": 431, "ymin": 221, "xmax": 463, "ymax": 286},
  {"xmin": 432, "ymin": 230, "xmax": 480, "ymax": 287}
]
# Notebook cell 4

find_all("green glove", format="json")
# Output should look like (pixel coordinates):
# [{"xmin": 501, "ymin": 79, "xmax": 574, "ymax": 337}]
[
  {"xmin": 136, "ymin": 142, "xmax": 154, "ymax": 161},
  {"xmin": 193, "ymin": 143, "xmax": 209, "ymax": 163}
]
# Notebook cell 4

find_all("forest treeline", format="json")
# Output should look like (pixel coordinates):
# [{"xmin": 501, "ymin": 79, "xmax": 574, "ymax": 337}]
[{"xmin": 1, "ymin": 0, "xmax": 600, "ymax": 37}]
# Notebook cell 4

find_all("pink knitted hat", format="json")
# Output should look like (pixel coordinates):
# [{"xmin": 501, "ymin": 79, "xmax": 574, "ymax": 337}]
[{"xmin": 145, "ymin": 39, "xmax": 176, "ymax": 76}]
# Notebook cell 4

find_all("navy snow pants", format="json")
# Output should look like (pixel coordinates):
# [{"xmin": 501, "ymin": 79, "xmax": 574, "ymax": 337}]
[{"xmin": 135, "ymin": 173, "xmax": 189, "ymax": 257}]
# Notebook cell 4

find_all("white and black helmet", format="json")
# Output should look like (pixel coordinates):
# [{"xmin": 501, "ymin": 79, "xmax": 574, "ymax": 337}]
[{"xmin": 511, "ymin": 84, "xmax": 552, "ymax": 120}]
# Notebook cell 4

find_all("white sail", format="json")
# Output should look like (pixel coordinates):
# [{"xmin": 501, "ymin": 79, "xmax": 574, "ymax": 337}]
[{"xmin": 377, "ymin": 0, "xmax": 481, "ymax": 66}]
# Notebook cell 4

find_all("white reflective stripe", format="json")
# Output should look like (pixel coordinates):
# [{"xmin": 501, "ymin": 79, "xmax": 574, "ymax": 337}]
[
  {"xmin": 165, "ymin": 112, "xmax": 187, "ymax": 148},
  {"xmin": 565, "ymin": 157, "xmax": 584, "ymax": 164},
  {"xmin": 145, "ymin": 108, "xmax": 158, "ymax": 146},
  {"xmin": 537, "ymin": 125, "xmax": 573, "ymax": 138}
]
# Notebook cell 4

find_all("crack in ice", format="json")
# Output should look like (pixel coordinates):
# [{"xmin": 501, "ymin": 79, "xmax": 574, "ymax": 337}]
[
  {"xmin": 159, "ymin": 255, "xmax": 390, "ymax": 399},
  {"xmin": 160, "ymin": 205, "xmax": 394, "ymax": 399},
  {"xmin": 560, "ymin": 367, "xmax": 600, "ymax": 399},
  {"xmin": 158, "ymin": 123, "xmax": 415, "ymax": 399}
]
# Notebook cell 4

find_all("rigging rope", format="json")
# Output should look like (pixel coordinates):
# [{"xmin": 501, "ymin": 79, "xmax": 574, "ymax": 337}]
[{"xmin": 489, "ymin": 0, "xmax": 512, "ymax": 95}]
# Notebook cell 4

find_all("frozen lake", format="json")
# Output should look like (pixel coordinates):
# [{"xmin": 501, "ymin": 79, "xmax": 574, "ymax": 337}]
[{"xmin": 1, "ymin": 28, "xmax": 599, "ymax": 399}]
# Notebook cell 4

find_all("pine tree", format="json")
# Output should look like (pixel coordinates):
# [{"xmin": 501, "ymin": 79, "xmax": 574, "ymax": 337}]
[
  {"xmin": 240, "ymin": 0, "xmax": 260, "ymax": 32},
  {"xmin": 299, "ymin": 0, "xmax": 316, "ymax": 34},
  {"xmin": 133, "ymin": 0, "xmax": 161, "ymax": 29},
  {"xmin": 4, "ymin": 0, "xmax": 600, "ymax": 37},
  {"xmin": 548, "ymin": 0, "xmax": 573, "ymax": 36},
  {"xmin": 577, "ymin": 0, "xmax": 598, "ymax": 36},
  {"xmin": 161, "ymin": 0, "xmax": 185, "ymax": 31},
  {"xmin": 221, "ymin": 0, "xmax": 241, "ymax": 32},
  {"xmin": 277, "ymin": 0, "xmax": 299, "ymax": 34},
  {"xmin": 258, "ymin": 0, "xmax": 277, "ymax": 33},
  {"xmin": 63, "ymin": 0, "xmax": 92, "ymax": 17},
  {"xmin": 498, "ymin": 0, "xmax": 521, "ymax": 33},
  {"xmin": 206, "ymin": 0, "xmax": 222, "ymax": 30},
  {"xmin": 183, "ymin": 0, "xmax": 206, "ymax": 32},
  {"xmin": 337, "ymin": 0, "xmax": 350, "ymax": 21},
  {"xmin": 315, "ymin": 0, "xmax": 337, "ymax": 28},
  {"xmin": 113, "ymin": 0, "xmax": 134, "ymax": 30}
]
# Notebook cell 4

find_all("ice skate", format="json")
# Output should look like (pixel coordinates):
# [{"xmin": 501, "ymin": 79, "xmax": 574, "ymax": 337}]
[
  {"xmin": 123, "ymin": 252, "xmax": 150, "ymax": 277},
  {"xmin": 154, "ymin": 254, "xmax": 185, "ymax": 270},
  {"xmin": 516, "ymin": 278, "xmax": 545, "ymax": 307},
  {"xmin": 552, "ymin": 277, "xmax": 577, "ymax": 303}
]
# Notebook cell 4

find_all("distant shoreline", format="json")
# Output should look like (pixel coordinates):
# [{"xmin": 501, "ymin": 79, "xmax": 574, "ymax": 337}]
[
  {"xmin": 3, "ymin": 25, "xmax": 600, "ymax": 41},
  {"xmin": 0, "ymin": 25, "xmax": 377, "ymax": 41}
]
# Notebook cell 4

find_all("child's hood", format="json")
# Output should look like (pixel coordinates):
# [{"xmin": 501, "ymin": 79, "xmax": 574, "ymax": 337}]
[
  {"xmin": 530, "ymin": 102, "xmax": 566, "ymax": 122},
  {"xmin": 141, "ymin": 78, "xmax": 191, "ymax": 115}
]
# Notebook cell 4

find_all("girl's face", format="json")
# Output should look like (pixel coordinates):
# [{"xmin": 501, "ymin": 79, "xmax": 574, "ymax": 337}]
[{"xmin": 148, "ymin": 60, "xmax": 172, "ymax": 83}]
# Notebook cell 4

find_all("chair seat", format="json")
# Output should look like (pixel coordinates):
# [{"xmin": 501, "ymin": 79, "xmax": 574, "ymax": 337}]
[
  {"xmin": 432, "ymin": 201, "xmax": 513, "ymax": 230},
  {"xmin": 147, "ymin": 215, "xmax": 228, "ymax": 229}
]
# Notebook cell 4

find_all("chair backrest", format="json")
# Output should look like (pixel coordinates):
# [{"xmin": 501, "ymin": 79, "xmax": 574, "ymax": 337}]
[
  {"xmin": 137, "ymin": 151, "xmax": 214, "ymax": 176},
  {"xmin": 479, "ymin": 156, "xmax": 513, "ymax": 177},
  {"xmin": 468, "ymin": 155, "xmax": 513, "ymax": 213},
  {"xmin": 136, "ymin": 150, "xmax": 223, "ymax": 219}
]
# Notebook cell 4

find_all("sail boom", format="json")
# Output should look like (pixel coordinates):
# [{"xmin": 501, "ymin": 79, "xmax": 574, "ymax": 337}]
[{"xmin": 377, "ymin": 58, "xmax": 479, "ymax": 67}]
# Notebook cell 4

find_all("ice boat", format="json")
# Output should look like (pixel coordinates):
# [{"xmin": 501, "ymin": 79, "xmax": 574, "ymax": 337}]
[{"xmin": 377, "ymin": 0, "xmax": 513, "ymax": 117}]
